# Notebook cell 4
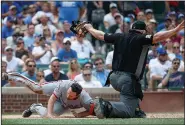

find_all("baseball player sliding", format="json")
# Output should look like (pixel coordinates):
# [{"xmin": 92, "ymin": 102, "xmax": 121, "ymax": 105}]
[{"xmin": 2, "ymin": 72, "xmax": 95, "ymax": 118}]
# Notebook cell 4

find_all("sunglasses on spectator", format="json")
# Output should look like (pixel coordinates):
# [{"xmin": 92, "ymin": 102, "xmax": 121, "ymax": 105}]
[
  {"xmin": 17, "ymin": 42, "xmax": 24, "ymax": 45},
  {"xmin": 95, "ymin": 62, "xmax": 103, "ymax": 66},
  {"xmin": 6, "ymin": 49, "xmax": 13, "ymax": 52},
  {"xmin": 64, "ymin": 42, "xmax": 71, "ymax": 45},
  {"xmin": 83, "ymin": 74, "xmax": 91, "ymax": 77},
  {"xmin": 28, "ymin": 65, "xmax": 36, "ymax": 67},
  {"xmin": 37, "ymin": 75, "xmax": 44, "ymax": 77},
  {"xmin": 153, "ymin": 43, "xmax": 159, "ymax": 46},
  {"xmin": 52, "ymin": 65, "xmax": 60, "ymax": 68},
  {"xmin": 173, "ymin": 62, "xmax": 180, "ymax": 65},
  {"xmin": 173, "ymin": 46, "xmax": 179, "ymax": 49},
  {"xmin": 71, "ymin": 61, "xmax": 77, "ymax": 64}
]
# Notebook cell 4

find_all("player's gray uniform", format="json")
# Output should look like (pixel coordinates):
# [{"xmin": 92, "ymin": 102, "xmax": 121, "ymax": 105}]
[{"xmin": 31, "ymin": 80, "xmax": 93, "ymax": 117}]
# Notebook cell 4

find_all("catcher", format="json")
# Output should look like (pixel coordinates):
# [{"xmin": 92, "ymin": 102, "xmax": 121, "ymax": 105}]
[{"xmin": 70, "ymin": 20, "xmax": 185, "ymax": 119}]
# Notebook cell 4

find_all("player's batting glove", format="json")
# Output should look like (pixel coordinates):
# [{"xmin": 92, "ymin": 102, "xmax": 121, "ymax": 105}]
[{"xmin": 70, "ymin": 21, "xmax": 90, "ymax": 37}]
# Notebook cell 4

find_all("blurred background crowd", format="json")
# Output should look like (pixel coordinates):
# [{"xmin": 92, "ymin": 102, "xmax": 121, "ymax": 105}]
[{"xmin": 1, "ymin": 1, "xmax": 185, "ymax": 91}]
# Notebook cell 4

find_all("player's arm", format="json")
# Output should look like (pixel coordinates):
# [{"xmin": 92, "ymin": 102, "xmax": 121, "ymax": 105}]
[
  {"xmin": 153, "ymin": 21, "xmax": 184, "ymax": 44},
  {"xmin": 71, "ymin": 110, "xmax": 90, "ymax": 118},
  {"xmin": 47, "ymin": 94, "xmax": 57, "ymax": 118}
]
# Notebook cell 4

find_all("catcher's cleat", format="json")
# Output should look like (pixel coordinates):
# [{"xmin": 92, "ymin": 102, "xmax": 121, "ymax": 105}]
[
  {"xmin": 94, "ymin": 97, "xmax": 112, "ymax": 119},
  {"xmin": 134, "ymin": 108, "xmax": 146, "ymax": 118}
]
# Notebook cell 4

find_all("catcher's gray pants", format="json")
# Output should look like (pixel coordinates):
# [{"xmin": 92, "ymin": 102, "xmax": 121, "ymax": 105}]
[{"xmin": 108, "ymin": 72, "xmax": 139, "ymax": 118}]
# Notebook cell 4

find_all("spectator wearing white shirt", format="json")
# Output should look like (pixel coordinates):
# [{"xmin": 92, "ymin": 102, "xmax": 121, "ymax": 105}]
[
  {"xmin": 2, "ymin": 46, "xmax": 24, "ymax": 72},
  {"xmin": 148, "ymin": 47, "xmax": 172, "ymax": 90},
  {"xmin": 79, "ymin": 69, "xmax": 102, "ymax": 88},
  {"xmin": 105, "ymin": 50, "xmax": 114, "ymax": 70},
  {"xmin": 32, "ymin": 2, "xmax": 54, "ymax": 25},
  {"xmin": 103, "ymin": 3, "xmax": 123, "ymax": 29},
  {"xmin": 74, "ymin": 62, "xmax": 97, "ymax": 82},
  {"xmin": 71, "ymin": 35, "xmax": 95, "ymax": 64},
  {"xmin": 34, "ymin": 13, "xmax": 57, "ymax": 38},
  {"xmin": 32, "ymin": 36, "xmax": 54, "ymax": 64}
]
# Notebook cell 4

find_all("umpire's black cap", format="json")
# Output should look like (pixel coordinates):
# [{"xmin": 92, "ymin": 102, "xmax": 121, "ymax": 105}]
[{"xmin": 132, "ymin": 21, "xmax": 146, "ymax": 30}]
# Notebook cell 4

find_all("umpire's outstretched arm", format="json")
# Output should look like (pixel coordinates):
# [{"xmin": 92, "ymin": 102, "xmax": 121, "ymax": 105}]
[{"xmin": 84, "ymin": 20, "xmax": 184, "ymax": 44}]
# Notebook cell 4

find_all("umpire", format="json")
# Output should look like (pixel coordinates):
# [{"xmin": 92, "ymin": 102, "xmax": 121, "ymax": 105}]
[{"xmin": 84, "ymin": 20, "xmax": 184, "ymax": 119}]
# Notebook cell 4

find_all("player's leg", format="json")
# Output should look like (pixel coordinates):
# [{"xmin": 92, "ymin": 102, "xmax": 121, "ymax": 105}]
[{"xmin": 22, "ymin": 100, "xmax": 65, "ymax": 118}]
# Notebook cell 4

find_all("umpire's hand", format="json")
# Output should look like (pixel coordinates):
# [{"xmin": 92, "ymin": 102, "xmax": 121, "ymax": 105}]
[{"xmin": 84, "ymin": 23, "xmax": 93, "ymax": 31}]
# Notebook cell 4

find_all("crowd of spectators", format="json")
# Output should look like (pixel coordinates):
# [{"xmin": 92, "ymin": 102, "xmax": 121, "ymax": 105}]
[{"xmin": 1, "ymin": 1, "xmax": 184, "ymax": 91}]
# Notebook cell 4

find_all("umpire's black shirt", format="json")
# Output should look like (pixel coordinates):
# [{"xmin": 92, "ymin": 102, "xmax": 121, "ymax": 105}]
[{"xmin": 104, "ymin": 30, "xmax": 153, "ymax": 79}]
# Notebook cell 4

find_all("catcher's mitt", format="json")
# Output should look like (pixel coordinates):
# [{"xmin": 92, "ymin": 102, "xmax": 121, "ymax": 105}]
[{"xmin": 70, "ymin": 21, "xmax": 90, "ymax": 37}]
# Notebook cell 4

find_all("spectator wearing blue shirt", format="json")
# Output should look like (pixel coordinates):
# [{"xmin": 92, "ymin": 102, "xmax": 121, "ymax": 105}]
[
  {"xmin": 3, "ymin": 5, "xmax": 18, "ymax": 25},
  {"xmin": 159, "ymin": 58, "xmax": 184, "ymax": 90},
  {"xmin": 57, "ymin": 38, "xmax": 77, "ymax": 63},
  {"xmin": 63, "ymin": 20, "xmax": 75, "ymax": 38},
  {"xmin": 21, "ymin": 60, "xmax": 37, "ymax": 81},
  {"xmin": 55, "ymin": 1, "xmax": 85, "ymax": 23},
  {"xmin": 2, "ymin": 2, "xmax": 21, "ymax": 18},
  {"xmin": 2, "ymin": 16, "xmax": 14, "ymax": 39},
  {"xmin": 92, "ymin": 57, "xmax": 110, "ymax": 87},
  {"xmin": 23, "ymin": 24, "xmax": 35, "ymax": 49}
]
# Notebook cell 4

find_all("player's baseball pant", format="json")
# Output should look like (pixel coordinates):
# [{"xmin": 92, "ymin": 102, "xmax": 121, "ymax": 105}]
[
  {"xmin": 31, "ymin": 100, "xmax": 67, "ymax": 117},
  {"xmin": 32, "ymin": 83, "xmax": 67, "ymax": 116},
  {"xmin": 108, "ymin": 72, "xmax": 139, "ymax": 118}
]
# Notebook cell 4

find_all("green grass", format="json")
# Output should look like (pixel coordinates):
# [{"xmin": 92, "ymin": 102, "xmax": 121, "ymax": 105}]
[{"xmin": 2, "ymin": 118, "xmax": 184, "ymax": 125}]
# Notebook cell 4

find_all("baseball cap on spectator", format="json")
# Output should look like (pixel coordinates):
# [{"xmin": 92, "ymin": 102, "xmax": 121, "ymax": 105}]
[
  {"xmin": 124, "ymin": 17, "xmax": 131, "ymax": 23},
  {"xmin": 50, "ymin": 57, "xmax": 60, "ymax": 64},
  {"xmin": 7, "ymin": 16, "xmax": 14, "ymax": 23},
  {"xmin": 157, "ymin": 47, "xmax": 167, "ymax": 55},
  {"xmin": 145, "ymin": 9, "xmax": 153, "ymax": 14},
  {"xmin": 63, "ymin": 37, "xmax": 71, "ymax": 44},
  {"xmin": 17, "ymin": 14, "xmax": 24, "ymax": 19},
  {"xmin": 168, "ymin": 11, "xmax": 176, "ymax": 16},
  {"xmin": 114, "ymin": 13, "xmax": 121, "ymax": 18},
  {"xmin": 56, "ymin": 30, "xmax": 64, "ymax": 35},
  {"xmin": 9, "ymin": 5, "xmax": 16, "ymax": 10},
  {"xmin": 149, "ymin": 19, "xmax": 158, "ymax": 24},
  {"xmin": 5, "ymin": 46, "xmax": 14, "ymax": 51},
  {"xmin": 34, "ymin": 33, "xmax": 42, "ymax": 38},
  {"xmin": 132, "ymin": 21, "xmax": 146, "ymax": 30},
  {"xmin": 165, "ymin": 16, "xmax": 172, "ymax": 22},
  {"xmin": 178, "ymin": 13, "xmax": 184, "ymax": 19},
  {"xmin": 128, "ymin": 14, "xmax": 135, "ymax": 19},
  {"xmin": 109, "ymin": 3, "xmax": 117, "ymax": 9},
  {"xmin": 16, "ymin": 37, "xmax": 24, "ymax": 42}
]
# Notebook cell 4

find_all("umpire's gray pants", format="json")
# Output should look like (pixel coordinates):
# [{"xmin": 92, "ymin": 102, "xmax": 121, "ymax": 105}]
[{"xmin": 108, "ymin": 72, "xmax": 139, "ymax": 118}]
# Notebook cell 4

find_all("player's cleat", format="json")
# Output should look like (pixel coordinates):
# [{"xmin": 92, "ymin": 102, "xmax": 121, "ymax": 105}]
[
  {"xmin": 22, "ymin": 108, "xmax": 32, "ymax": 118},
  {"xmin": 22, "ymin": 103, "xmax": 43, "ymax": 118},
  {"xmin": 94, "ymin": 97, "xmax": 112, "ymax": 119},
  {"xmin": 134, "ymin": 108, "xmax": 146, "ymax": 118}
]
